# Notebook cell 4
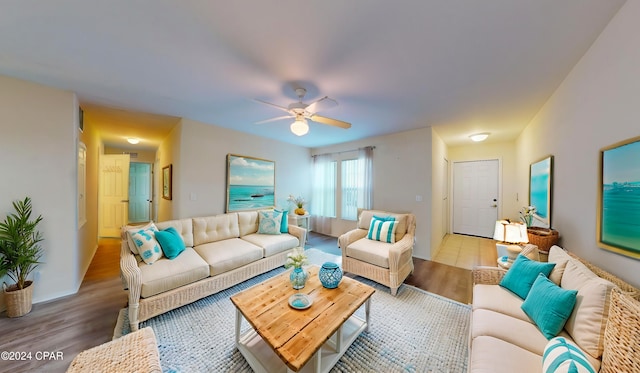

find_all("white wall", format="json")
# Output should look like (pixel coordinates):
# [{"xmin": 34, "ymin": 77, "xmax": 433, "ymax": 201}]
[
  {"xmin": 516, "ymin": 0, "xmax": 640, "ymax": 287},
  {"xmin": 431, "ymin": 129, "xmax": 448, "ymax": 258},
  {"xmin": 0, "ymin": 75, "xmax": 80, "ymax": 309},
  {"xmin": 448, "ymin": 140, "xmax": 519, "ymax": 222},
  {"xmin": 312, "ymin": 128, "xmax": 432, "ymax": 259},
  {"xmin": 172, "ymin": 118, "xmax": 312, "ymax": 219}
]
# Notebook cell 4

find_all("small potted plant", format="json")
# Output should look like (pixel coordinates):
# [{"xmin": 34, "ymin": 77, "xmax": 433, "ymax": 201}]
[
  {"xmin": 0, "ymin": 197, "xmax": 44, "ymax": 317},
  {"xmin": 287, "ymin": 195, "xmax": 307, "ymax": 216},
  {"xmin": 285, "ymin": 247, "xmax": 309, "ymax": 289}
]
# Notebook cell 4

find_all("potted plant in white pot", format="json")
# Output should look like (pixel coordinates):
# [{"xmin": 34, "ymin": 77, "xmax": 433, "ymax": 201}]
[{"xmin": 0, "ymin": 197, "xmax": 44, "ymax": 317}]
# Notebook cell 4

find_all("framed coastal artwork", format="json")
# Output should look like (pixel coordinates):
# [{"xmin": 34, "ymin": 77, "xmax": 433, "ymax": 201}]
[
  {"xmin": 226, "ymin": 154, "xmax": 275, "ymax": 212},
  {"xmin": 597, "ymin": 136, "xmax": 640, "ymax": 259},
  {"xmin": 162, "ymin": 164, "xmax": 172, "ymax": 200},
  {"xmin": 529, "ymin": 155, "xmax": 553, "ymax": 227}
]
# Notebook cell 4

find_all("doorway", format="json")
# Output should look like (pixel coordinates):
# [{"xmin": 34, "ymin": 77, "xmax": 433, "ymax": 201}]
[
  {"xmin": 98, "ymin": 154, "xmax": 130, "ymax": 237},
  {"xmin": 452, "ymin": 159, "xmax": 499, "ymax": 238},
  {"xmin": 128, "ymin": 162, "xmax": 152, "ymax": 223}
]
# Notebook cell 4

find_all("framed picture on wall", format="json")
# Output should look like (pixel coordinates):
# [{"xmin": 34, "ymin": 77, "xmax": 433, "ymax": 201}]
[
  {"xmin": 226, "ymin": 154, "xmax": 275, "ymax": 212},
  {"xmin": 597, "ymin": 136, "xmax": 640, "ymax": 258},
  {"xmin": 162, "ymin": 164, "xmax": 172, "ymax": 200},
  {"xmin": 529, "ymin": 155, "xmax": 553, "ymax": 227}
]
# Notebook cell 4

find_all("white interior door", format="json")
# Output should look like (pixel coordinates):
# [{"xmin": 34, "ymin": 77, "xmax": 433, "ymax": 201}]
[
  {"xmin": 99, "ymin": 154, "xmax": 130, "ymax": 237},
  {"xmin": 128, "ymin": 163, "xmax": 151, "ymax": 223},
  {"xmin": 452, "ymin": 159, "xmax": 499, "ymax": 238}
]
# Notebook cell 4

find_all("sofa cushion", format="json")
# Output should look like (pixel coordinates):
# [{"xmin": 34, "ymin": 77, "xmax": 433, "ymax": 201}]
[
  {"xmin": 193, "ymin": 213, "xmax": 240, "ymax": 246},
  {"xmin": 499, "ymin": 254, "xmax": 555, "ymax": 299},
  {"xmin": 345, "ymin": 237, "xmax": 391, "ymax": 269},
  {"xmin": 472, "ymin": 284, "xmax": 532, "ymax": 323},
  {"xmin": 469, "ymin": 336, "xmax": 542, "ymax": 373},
  {"xmin": 139, "ymin": 247, "xmax": 209, "ymax": 298},
  {"xmin": 129, "ymin": 225, "xmax": 163, "ymax": 264},
  {"xmin": 561, "ymin": 259, "xmax": 615, "ymax": 359},
  {"xmin": 124, "ymin": 221, "xmax": 157, "ymax": 254},
  {"xmin": 357, "ymin": 209, "xmax": 408, "ymax": 242},
  {"xmin": 548, "ymin": 245, "xmax": 571, "ymax": 285},
  {"xmin": 472, "ymin": 309, "xmax": 570, "ymax": 356},
  {"xmin": 367, "ymin": 216, "xmax": 398, "ymax": 243},
  {"xmin": 242, "ymin": 233, "xmax": 298, "ymax": 257},
  {"xmin": 258, "ymin": 210, "xmax": 282, "ymax": 235},
  {"xmin": 521, "ymin": 274, "xmax": 577, "ymax": 339},
  {"xmin": 155, "ymin": 227, "xmax": 186, "ymax": 260},
  {"xmin": 194, "ymin": 238, "xmax": 263, "ymax": 276},
  {"xmin": 237, "ymin": 210, "xmax": 259, "ymax": 237},
  {"xmin": 156, "ymin": 218, "xmax": 194, "ymax": 247},
  {"xmin": 543, "ymin": 337, "xmax": 596, "ymax": 373}
]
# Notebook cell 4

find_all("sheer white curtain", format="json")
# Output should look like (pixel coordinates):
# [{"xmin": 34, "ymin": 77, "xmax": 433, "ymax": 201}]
[
  {"xmin": 311, "ymin": 154, "xmax": 336, "ymax": 235},
  {"xmin": 357, "ymin": 146, "xmax": 373, "ymax": 211}
]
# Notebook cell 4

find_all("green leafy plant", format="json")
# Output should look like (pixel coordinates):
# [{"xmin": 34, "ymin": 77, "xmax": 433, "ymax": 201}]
[{"xmin": 0, "ymin": 197, "xmax": 44, "ymax": 290}]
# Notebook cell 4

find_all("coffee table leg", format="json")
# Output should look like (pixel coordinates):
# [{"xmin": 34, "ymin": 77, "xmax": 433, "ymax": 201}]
[
  {"xmin": 235, "ymin": 308, "xmax": 241, "ymax": 345},
  {"xmin": 365, "ymin": 298, "xmax": 371, "ymax": 332}
]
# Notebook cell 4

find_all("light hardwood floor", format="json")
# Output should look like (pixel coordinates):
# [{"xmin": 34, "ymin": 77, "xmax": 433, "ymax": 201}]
[{"xmin": 0, "ymin": 233, "xmax": 492, "ymax": 372}]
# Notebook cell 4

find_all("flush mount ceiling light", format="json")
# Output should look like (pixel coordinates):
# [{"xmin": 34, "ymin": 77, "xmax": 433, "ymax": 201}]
[
  {"xmin": 290, "ymin": 116, "xmax": 309, "ymax": 136},
  {"xmin": 127, "ymin": 138, "xmax": 140, "ymax": 144},
  {"xmin": 469, "ymin": 133, "xmax": 490, "ymax": 142}
]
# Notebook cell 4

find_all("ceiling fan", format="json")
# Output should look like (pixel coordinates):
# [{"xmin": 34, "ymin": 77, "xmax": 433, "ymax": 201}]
[{"xmin": 254, "ymin": 88, "xmax": 351, "ymax": 136}]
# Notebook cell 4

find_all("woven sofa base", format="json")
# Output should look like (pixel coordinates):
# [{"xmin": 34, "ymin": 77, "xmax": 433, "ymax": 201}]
[
  {"xmin": 130, "ymin": 249, "xmax": 292, "ymax": 330},
  {"xmin": 343, "ymin": 255, "xmax": 414, "ymax": 295}
]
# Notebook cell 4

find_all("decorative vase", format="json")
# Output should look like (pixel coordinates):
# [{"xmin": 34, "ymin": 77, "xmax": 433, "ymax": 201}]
[
  {"xmin": 295, "ymin": 207, "xmax": 306, "ymax": 216},
  {"xmin": 289, "ymin": 267, "xmax": 308, "ymax": 289},
  {"xmin": 3, "ymin": 281, "xmax": 34, "ymax": 318},
  {"xmin": 319, "ymin": 262, "xmax": 343, "ymax": 289}
]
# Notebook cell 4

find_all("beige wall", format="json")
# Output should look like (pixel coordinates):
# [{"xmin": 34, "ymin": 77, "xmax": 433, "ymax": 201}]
[
  {"xmin": 448, "ymin": 140, "xmax": 519, "ymax": 222},
  {"xmin": 105, "ymin": 146, "xmax": 156, "ymax": 164},
  {"xmin": 171, "ymin": 118, "xmax": 312, "ymax": 220},
  {"xmin": 156, "ymin": 122, "xmax": 181, "ymax": 221},
  {"xmin": 0, "ymin": 75, "xmax": 80, "ymax": 310},
  {"xmin": 312, "ymin": 127, "xmax": 433, "ymax": 260},
  {"xmin": 516, "ymin": 0, "xmax": 640, "ymax": 287},
  {"xmin": 431, "ymin": 129, "xmax": 448, "ymax": 258}
]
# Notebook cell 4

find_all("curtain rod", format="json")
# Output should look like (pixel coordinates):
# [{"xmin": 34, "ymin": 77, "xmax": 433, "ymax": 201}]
[{"xmin": 312, "ymin": 146, "xmax": 375, "ymax": 158}]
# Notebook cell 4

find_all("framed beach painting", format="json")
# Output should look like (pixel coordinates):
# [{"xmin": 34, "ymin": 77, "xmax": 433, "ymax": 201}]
[
  {"xmin": 162, "ymin": 164, "xmax": 172, "ymax": 200},
  {"xmin": 226, "ymin": 154, "xmax": 275, "ymax": 212},
  {"xmin": 529, "ymin": 155, "xmax": 553, "ymax": 227},
  {"xmin": 597, "ymin": 136, "xmax": 640, "ymax": 259}
]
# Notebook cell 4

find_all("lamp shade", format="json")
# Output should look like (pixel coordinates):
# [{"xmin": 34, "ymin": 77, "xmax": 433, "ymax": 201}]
[{"xmin": 493, "ymin": 220, "xmax": 529, "ymax": 244}]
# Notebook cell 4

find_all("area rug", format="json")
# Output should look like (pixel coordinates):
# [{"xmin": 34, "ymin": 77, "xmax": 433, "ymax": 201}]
[{"xmin": 115, "ymin": 253, "xmax": 470, "ymax": 372}]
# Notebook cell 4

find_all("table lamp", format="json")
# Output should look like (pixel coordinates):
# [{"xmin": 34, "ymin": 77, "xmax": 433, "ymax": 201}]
[{"xmin": 493, "ymin": 220, "xmax": 529, "ymax": 265}]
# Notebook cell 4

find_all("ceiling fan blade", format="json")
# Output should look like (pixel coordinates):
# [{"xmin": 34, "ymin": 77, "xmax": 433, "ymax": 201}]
[
  {"xmin": 306, "ymin": 96, "xmax": 338, "ymax": 115},
  {"xmin": 255, "ymin": 115, "xmax": 293, "ymax": 124},
  {"xmin": 310, "ymin": 115, "xmax": 351, "ymax": 129},
  {"xmin": 254, "ymin": 99, "xmax": 291, "ymax": 113}
]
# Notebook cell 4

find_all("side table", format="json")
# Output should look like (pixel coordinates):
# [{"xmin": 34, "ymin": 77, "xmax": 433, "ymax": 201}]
[{"xmin": 289, "ymin": 213, "xmax": 311, "ymax": 244}]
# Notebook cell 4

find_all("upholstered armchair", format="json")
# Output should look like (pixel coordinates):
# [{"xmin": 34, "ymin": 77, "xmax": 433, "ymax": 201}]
[{"xmin": 338, "ymin": 209, "xmax": 416, "ymax": 295}]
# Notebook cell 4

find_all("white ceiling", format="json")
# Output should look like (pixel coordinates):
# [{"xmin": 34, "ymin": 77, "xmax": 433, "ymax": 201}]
[{"xmin": 0, "ymin": 1, "xmax": 625, "ymax": 149}]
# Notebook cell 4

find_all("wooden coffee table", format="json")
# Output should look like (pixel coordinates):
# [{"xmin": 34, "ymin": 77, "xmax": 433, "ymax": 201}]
[{"xmin": 230, "ymin": 266, "xmax": 375, "ymax": 373}]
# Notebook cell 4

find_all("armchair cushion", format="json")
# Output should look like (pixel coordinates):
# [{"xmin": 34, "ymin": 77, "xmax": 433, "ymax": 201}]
[
  {"xmin": 367, "ymin": 216, "xmax": 398, "ymax": 243},
  {"xmin": 345, "ymin": 238, "xmax": 392, "ymax": 268},
  {"xmin": 358, "ymin": 209, "xmax": 409, "ymax": 242}
]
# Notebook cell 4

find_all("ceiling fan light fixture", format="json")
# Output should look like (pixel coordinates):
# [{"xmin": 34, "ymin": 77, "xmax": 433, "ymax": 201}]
[
  {"xmin": 469, "ymin": 132, "xmax": 490, "ymax": 142},
  {"xmin": 290, "ymin": 118, "xmax": 309, "ymax": 136}
]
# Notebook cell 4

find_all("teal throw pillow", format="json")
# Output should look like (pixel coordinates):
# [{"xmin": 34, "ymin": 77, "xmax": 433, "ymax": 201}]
[
  {"xmin": 155, "ymin": 227, "xmax": 186, "ymax": 260},
  {"xmin": 499, "ymin": 254, "xmax": 556, "ymax": 299},
  {"xmin": 258, "ymin": 210, "xmax": 282, "ymax": 235},
  {"xmin": 130, "ymin": 226, "xmax": 162, "ymax": 264},
  {"xmin": 367, "ymin": 216, "xmax": 397, "ymax": 243},
  {"xmin": 275, "ymin": 209, "xmax": 288, "ymax": 233},
  {"xmin": 542, "ymin": 336, "xmax": 596, "ymax": 373},
  {"xmin": 522, "ymin": 274, "xmax": 578, "ymax": 340}
]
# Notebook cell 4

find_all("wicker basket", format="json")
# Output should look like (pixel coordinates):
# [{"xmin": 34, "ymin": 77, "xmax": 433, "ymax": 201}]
[
  {"xmin": 526, "ymin": 227, "xmax": 559, "ymax": 254},
  {"xmin": 3, "ymin": 281, "xmax": 34, "ymax": 318}
]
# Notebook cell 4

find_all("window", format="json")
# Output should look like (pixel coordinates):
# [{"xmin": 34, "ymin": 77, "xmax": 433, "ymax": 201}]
[
  {"xmin": 341, "ymin": 159, "xmax": 359, "ymax": 220},
  {"xmin": 312, "ymin": 158, "xmax": 336, "ymax": 218}
]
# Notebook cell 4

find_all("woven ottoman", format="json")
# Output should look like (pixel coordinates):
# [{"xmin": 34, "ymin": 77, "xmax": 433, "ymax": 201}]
[{"xmin": 66, "ymin": 327, "xmax": 161, "ymax": 373}]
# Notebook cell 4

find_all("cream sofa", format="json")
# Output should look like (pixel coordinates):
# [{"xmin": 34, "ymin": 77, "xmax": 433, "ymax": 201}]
[
  {"xmin": 469, "ymin": 245, "xmax": 639, "ymax": 373},
  {"xmin": 338, "ymin": 209, "xmax": 415, "ymax": 295},
  {"xmin": 120, "ymin": 210, "xmax": 306, "ymax": 331}
]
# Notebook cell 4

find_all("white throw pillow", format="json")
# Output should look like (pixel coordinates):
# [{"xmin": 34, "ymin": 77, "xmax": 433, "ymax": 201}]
[
  {"xmin": 125, "ymin": 221, "xmax": 157, "ymax": 254},
  {"xmin": 129, "ymin": 225, "xmax": 163, "ymax": 264},
  {"xmin": 258, "ymin": 210, "xmax": 282, "ymax": 235}
]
